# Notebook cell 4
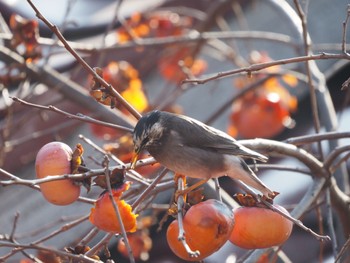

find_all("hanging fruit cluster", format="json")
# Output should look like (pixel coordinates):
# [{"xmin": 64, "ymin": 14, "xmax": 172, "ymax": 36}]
[{"xmin": 166, "ymin": 198, "xmax": 293, "ymax": 261}]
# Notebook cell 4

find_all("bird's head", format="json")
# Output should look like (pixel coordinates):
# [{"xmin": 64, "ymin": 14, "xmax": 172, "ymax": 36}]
[{"xmin": 131, "ymin": 111, "xmax": 164, "ymax": 168}]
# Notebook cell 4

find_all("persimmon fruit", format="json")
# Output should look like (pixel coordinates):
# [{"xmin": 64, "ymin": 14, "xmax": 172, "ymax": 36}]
[
  {"xmin": 89, "ymin": 184, "xmax": 137, "ymax": 233},
  {"xmin": 35, "ymin": 142, "xmax": 80, "ymax": 205},
  {"xmin": 166, "ymin": 199, "xmax": 234, "ymax": 261},
  {"xmin": 230, "ymin": 91, "xmax": 292, "ymax": 138},
  {"xmin": 229, "ymin": 205, "xmax": 293, "ymax": 249}
]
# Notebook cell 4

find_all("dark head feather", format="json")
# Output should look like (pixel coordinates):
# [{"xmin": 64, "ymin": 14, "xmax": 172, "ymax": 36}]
[
  {"xmin": 133, "ymin": 110, "xmax": 164, "ymax": 152},
  {"xmin": 133, "ymin": 111, "xmax": 161, "ymax": 137}
]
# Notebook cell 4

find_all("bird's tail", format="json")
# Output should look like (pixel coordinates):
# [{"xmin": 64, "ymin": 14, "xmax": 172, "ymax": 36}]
[
  {"xmin": 229, "ymin": 160, "xmax": 276, "ymax": 199},
  {"xmin": 237, "ymin": 144, "xmax": 268, "ymax": 163}
]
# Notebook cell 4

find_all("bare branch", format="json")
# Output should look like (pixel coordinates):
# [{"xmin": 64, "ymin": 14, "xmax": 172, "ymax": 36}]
[
  {"xmin": 182, "ymin": 53, "xmax": 350, "ymax": 85},
  {"xmin": 11, "ymin": 97, "xmax": 133, "ymax": 133},
  {"xmin": 9, "ymin": 212, "xmax": 20, "ymax": 241},
  {"xmin": 0, "ymin": 45, "xmax": 134, "ymax": 128},
  {"xmin": 342, "ymin": 4, "xmax": 350, "ymax": 55},
  {"xmin": 84, "ymin": 232, "xmax": 113, "ymax": 258},
  {"xmin": 335, "ymin": 235, "xmax": 350, "ymax": 263},
  {"xmin": 0, "ymin": 240, "xmax": 101, "ymax": 263},
  {"xmin": 132, "ymin": 168, "xmax": 169, "ymax": 212},
  {"xmin": 324, "ymin": 145, "xmax": 350, "ymax": 172},
  {"xmin": 285, "ymin": 131, "xmax": 350, "ymax": 145},
  {"xmin": 293, "ymin": 0, "xmax": 323, "ymax": 161}
]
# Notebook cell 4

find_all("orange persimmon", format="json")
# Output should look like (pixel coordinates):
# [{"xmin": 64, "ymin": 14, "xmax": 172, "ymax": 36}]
[
  {"xmin": 89, "ymin": 183, "xmax": 137, "ymax": 233},
  {"xmin": 166, "ymin": 199, "xmax": 234, "ymax": 261},
  {"xmin": 229, "ymin": 205, "xmax": 293, "ymax": 249},
  {"xmin": 229, "ymin": 91, "xmax": 293, "ymax": 139}
]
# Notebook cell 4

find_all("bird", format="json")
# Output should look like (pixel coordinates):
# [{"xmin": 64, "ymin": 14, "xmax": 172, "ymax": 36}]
[{"xmin": 131, "ymin": 110, "xmax": 276, "ymax": 199}]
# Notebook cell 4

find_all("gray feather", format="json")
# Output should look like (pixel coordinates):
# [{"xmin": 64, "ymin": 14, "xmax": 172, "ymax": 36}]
[{"xmin": 160, "ymin": 112, "xmax": 268, "ymax": 162}]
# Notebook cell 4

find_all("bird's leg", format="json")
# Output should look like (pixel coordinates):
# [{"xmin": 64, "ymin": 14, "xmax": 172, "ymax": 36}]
[
  {"xmin": 174, "ymin": 173, "xmax": 187, "ymax": 203},
  {"xmin": 175, "ymin": 176, "xmax": 210, "ymax": 201}
]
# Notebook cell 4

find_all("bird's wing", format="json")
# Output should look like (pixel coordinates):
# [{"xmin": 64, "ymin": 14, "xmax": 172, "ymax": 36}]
[{"xmin": 173, "ymin": 114, "xmax": 268, "ymax": 162}]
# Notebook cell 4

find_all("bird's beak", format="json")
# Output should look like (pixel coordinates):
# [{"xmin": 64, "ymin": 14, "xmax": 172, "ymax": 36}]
[{"xmin": 130, "ymin": 151, "xmax": 139, "ymax": 169}]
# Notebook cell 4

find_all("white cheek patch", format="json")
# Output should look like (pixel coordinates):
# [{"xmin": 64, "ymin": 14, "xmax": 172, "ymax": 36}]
[{"xmin": 149, "ymin": 122, "xmax": 164, "ymax": 138}]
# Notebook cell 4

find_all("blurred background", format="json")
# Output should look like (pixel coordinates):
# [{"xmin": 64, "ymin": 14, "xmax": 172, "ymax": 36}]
[{"xmin": 0, "ymin": 0, "xmax": 350, "ymax": 262}]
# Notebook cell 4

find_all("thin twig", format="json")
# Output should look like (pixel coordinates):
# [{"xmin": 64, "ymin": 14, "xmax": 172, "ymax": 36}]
[
  {"xmin": 85, "ymin": 233, "xmax": 113, "ymax": 258},
  {"xmin": 342, "ymin": 4, "xmax": 350, "ymax": 55},
  {"xmin": 285, "ymin": 131, "xmax": 350, "ymax": 145},
  {"xmin": 0, "ymin": 30, "xmax": 298, "ymax": 54},
  {"xmin": 15, "ymin": 215, "xmax": 85, "ymax": 239},
  {"xmin": 11, "ymin": 97, "xmax": 133, "ymax": 133},
  {"xmin": 78, "ymin": 134, "xmax": 150, "ymax": 186},
  {"xmin": 132, "ymin": 168, "xmax": 169, "ymax": 212},
  {"xmin": 0, "ymin": 168, "xmax": 96, "ymax": 204},
  {"xmin": 330, "ymin": 152, "xmax": 350, "ymax": 174},
  {"xmin": 335, "ymin": 235, "xmax": 350, "ymax": 263},
  {"xmin": 79, "ymin": 227, "xmax": 100, "ymax": 247},
  {"xmin": 0, "ymin": 45, "xmax": 134, "ymax": 128},
  {"xmin": 0, "ymin": 240, "xmax": 101, "ymax": 263},
  {"xmin": 102, "ymin": 155, "xmax": 135, "ymax": 263},
  {"xmin": 4, "ymin": 118, "xmax": 77, "ymax": 149},
  {"xmin": 2, "ymin": 215, "xmax": 90, "ymax": 261},
  {"xmin": 252, "ymin": 163, "xmax": 311, "ymax": 175},
  {"xmin": 9, "ymin": 212, "xmax": 20, "ymax": 240},
  {"xmin": 34, "ymin": 215, "xmax": 89, "ymax": 244},
  {"xmin": 293, "ymin": 0, "xmax": 324, "ymax": 161},
  {"xmin": 261, "ymin": 199, "xmax": 330, "ymax": 242},
  {"xmin": 323, "ymin": 145, "xmax": 350, "ymax": 172},
  {"xmin": 182, "ymin": 52, "xmax": 350, "ymax": 85},
  {"xmin": 326, "ymin": 188, "xmax": 338, "ymax": 258},
  {"xmin": 236, "ymin": 178, "xmax": 329, "ymax": 242}
]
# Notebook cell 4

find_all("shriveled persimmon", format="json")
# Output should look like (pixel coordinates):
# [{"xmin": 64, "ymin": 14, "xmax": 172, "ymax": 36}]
[
  {"xmin": 89, "ymin": 182, "xmax": 137, "ymax": 233},
  {"xmin": 35, "ymin": 142, "xmax": 80, "ymax": 205},
  {"xmin": 229, "ymin": 205, "xmax": 293, "ymax": 249},
  {"xmin": 166, "ymin": 199, "xmax": 234, "ymax": 261},
  {"xmin": 117, "ymin": 231, "xmax": 152, "ymax": 261},
  {"xmin": 9, "ymin": 14, "xmax": 41, "ymax": 61}
]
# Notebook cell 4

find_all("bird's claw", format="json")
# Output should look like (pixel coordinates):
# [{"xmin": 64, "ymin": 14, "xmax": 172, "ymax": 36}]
[{"xmin": 175, "ymin": 189, "xmax": 187, "ymax": 202}]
